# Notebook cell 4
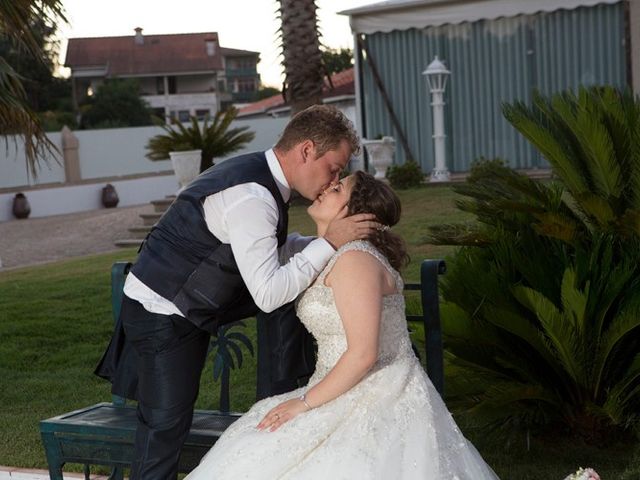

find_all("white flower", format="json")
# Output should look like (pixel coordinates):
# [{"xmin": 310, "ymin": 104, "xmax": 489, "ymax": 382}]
[{"xmin": 563, "ymin": 467, "xmax": 601, "ymax": 480}]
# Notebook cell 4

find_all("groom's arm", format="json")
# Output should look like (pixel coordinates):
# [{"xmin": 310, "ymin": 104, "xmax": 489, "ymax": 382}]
[
  {"xmin": 278, "ymin": 233, "xmax": 316, "ymax": 265},
  {"xmin": 204, "ymin": 184, "xmax": 334, "ymax": 313}
]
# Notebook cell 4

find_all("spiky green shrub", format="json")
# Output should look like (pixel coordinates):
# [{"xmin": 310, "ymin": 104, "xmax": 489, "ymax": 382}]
[
  {"xmin": 467, "ymin": 157, "xmax": 510, "ymax": 184},
  {"xmin": 386, "ymin": 159, "xmax": 424, "ymax": 189},
  {"xmin": 429, "ymin": 86, "xmax": 640, "ymax": 441},
  {"xmin": 146, "ymin": 107, "xmax": 255, "ymax": 173}
]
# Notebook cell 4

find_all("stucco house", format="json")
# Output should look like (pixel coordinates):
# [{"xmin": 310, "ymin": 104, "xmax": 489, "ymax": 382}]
[{"xmin": 64, "ymin": 28, "xmax": 261, "ymax": 122}]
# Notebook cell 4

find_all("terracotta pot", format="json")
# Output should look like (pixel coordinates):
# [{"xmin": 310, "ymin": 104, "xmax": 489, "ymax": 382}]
[
  {"xmin": 12, "ymin": 193, "xmax": 31, "ymax": 219},
  {"xmin": 102, "ymin": 184, "xmax": 119, "ymax": 208}
]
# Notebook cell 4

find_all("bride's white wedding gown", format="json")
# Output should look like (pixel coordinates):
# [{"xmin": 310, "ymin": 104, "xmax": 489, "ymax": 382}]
[{"xmin": 186, "ymin": 241, "xmax": 499, "ymax": 479}]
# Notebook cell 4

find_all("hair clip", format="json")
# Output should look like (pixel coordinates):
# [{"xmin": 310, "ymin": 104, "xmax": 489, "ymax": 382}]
[{"xmin": 377, "ymin": 225, "xmax": 390, "ymax": 232}]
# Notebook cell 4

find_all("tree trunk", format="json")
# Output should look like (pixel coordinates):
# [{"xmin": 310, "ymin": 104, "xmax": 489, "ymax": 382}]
[{"xmin": 278, "ymin": 0, "xmax": 324, "ymax": 115}]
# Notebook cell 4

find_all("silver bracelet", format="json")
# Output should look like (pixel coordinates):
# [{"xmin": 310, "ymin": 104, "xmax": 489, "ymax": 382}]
[{"xmin": 299, "ymin": 393, "xmax": 312, "ymax": 410}]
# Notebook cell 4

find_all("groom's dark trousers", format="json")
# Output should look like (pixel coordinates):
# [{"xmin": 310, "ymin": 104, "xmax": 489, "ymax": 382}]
[
  {"xmin": 256, "ymin": 302, "xmax": 316, "ymax": 400},
  {"xmin": 108, "ymin": 297, "xmax": 313, "ymax": 479},
  {"xmin": 120, "ymin": 296, "xmax": 210, "ymax": 479}
]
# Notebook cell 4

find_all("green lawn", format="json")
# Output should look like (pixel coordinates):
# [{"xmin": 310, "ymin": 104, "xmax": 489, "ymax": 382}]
[{"xmin": 1, "ymin": 185, "xmax": 638, "ymax": 478}]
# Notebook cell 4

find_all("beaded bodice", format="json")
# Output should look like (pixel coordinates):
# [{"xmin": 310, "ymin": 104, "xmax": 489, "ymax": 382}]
[{"xmin": 296, "ymin": 240, "xmax": 414, "ymax": 381}]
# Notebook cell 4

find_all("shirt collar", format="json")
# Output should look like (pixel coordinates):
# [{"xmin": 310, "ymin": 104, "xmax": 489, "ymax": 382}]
[{"xmin": 265, "ymin": 148, "xmax": 290, "ymax": 203}]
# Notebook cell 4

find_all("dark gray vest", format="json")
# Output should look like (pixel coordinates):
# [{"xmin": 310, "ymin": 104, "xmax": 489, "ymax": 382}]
[{"xmin": 131, "ymin": 151, "xmax": 288, "ymax": 332}]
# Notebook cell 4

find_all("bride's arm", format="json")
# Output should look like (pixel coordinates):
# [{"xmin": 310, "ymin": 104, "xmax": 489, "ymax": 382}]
[
  {"xmin": 303, "ymin": 250, "xmax": 386, "ymax": 405},
  {"xmin": 258, "ymin": 250, "xmax": 393, "ymax": 431}
]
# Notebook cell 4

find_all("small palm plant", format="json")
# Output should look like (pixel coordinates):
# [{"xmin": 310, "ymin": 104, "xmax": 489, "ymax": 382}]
[
  {"xmin": 209, "ymin": 321, "xmax": 254, "ymax": 413},
  {"xmin": 146, "ymin": 107, "xmax": 255, "ymax": 173},
  {"xmin": 429, "ymin": 86, "xmax": 640, "ymax": 441}
]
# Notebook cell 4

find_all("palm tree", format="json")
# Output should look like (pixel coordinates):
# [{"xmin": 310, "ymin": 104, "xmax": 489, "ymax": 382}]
[
  {"xmin": 0, "ymin": 0, "xmax": 67, "ymax": 177},
  {"xmin": 277, "ymin": 0, "xmax": 324, "ymax": 115}
]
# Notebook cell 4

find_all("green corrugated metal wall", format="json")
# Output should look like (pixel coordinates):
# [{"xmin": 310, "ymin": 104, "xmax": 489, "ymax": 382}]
[{"xmin": 361, "ymin": 2, "xmax": 627, "ymax": 172}]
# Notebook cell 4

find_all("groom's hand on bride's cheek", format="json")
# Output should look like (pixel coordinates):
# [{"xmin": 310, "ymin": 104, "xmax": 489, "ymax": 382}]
[{"xmin": 324, "ymin": 207, "xmax": 381, "ymax": 249}]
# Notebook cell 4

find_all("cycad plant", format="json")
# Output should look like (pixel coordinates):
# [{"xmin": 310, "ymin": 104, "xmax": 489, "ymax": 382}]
[
  {"xmin": 503, "ymin": 87, "xmax": 640, "ymax": 242},
  {"xmin": 429, "ymin": 86, "xmax": 640, "ymax": 441},
  {"xmin": 145, "ymin": 107, "xmax": 255, "ymax": 173}
]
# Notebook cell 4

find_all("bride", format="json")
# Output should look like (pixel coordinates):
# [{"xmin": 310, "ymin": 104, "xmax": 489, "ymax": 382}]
[{"xmin": 186, "ymin": 171, "xmax": 499, "ymax": 479}]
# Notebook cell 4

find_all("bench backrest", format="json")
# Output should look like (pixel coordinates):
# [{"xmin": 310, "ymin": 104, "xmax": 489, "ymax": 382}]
[{"xmin": 107, "ymin": 258, "xmax": 446, "ymax": 407}]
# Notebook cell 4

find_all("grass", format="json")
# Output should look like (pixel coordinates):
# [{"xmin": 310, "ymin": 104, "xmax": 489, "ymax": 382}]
[{"xmin": 1, "ymin": 184, "xmax": 638, "ymax": 478}]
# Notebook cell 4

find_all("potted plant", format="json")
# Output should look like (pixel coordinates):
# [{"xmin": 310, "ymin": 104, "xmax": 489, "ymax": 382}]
[
  {"xmin": 146, "ymin": 107, "xmax": 255, "ymax": 190},
  {"xmin": 362, "ymin": 135, "xmax": 395, "ymax": 179}
]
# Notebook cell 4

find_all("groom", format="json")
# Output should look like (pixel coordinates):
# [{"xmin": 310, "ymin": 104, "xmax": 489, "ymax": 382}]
[{"xmin": 95, "ymin": 105, "xmax": 376, "ymax": 479}]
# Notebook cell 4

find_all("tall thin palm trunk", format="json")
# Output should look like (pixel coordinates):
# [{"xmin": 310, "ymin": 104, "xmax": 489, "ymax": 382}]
[{"xmin": 278, "ymin": 0, "xmax": 324, "ymax": 115}]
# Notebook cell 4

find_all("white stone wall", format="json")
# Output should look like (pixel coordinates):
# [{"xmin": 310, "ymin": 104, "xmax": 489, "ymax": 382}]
[
  {"xmin": 0, "ymin": 116, "xmax": 291, "ymax": 221},
  {"xmin": 76, "ymin": 125, "xmax": 172, "ymax": 179},
  {"xmin": 0, "ymin": 132, "xmax": 65, "ymax": 189},
  {"xmin": 0, "ymin": 174, "xmax": 179, "ymax": 222}
]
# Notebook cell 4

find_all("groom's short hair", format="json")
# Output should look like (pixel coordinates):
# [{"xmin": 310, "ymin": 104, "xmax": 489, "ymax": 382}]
[{"xmin": 275, "ymin": 105, "xmax": 360, "ymax": 157}]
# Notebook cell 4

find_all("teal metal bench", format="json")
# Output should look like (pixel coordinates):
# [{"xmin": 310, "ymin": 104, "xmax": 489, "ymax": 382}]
[{"xmin": 40, "ymin": 259, "xmax": 445, "ymax": 479}]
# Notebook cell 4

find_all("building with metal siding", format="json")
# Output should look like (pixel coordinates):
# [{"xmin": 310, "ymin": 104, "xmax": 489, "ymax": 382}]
[{"xmin": 343, "ymin": 0, "xmax": 633, "ymax": 173}]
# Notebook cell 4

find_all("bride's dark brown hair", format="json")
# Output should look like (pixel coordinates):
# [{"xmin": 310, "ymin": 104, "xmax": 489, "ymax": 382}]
[{"xmin": 347, "ymin": 171, "xmax": 409, "ymax": 271}]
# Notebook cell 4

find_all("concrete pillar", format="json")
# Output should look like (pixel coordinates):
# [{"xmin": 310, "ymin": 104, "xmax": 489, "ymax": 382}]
[
  {"xmin": 352, "ymin": 33, "xmax": 366, "ymax": 172},
  {"xmin": 61, "ymin": 126, "xmax": 81, "ymax": 183},
  {"xmin": 164, "ymin": 76, "xmax": 170, "ymax": 121}
]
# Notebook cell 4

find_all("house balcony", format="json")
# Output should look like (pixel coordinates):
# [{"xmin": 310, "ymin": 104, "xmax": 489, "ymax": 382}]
[
  {"xmin": 231, "ymin": 91, "xmax": 258, "ymax": 103},
  {"xmin": 142, "ymin": 92, "xmax": 218, "ymax": 112},
  {"xmin": 225, "ymin": 68, "xmax": 258, "ymax": 77}
]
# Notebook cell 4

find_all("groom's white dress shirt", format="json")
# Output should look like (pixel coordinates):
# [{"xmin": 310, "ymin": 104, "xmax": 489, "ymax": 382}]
[{"xmin": 124, "ymin": 148, "xmax": 335, "ymax": 317}]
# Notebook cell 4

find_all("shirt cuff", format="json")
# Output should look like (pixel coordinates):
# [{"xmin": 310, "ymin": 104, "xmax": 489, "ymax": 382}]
[{"xmin": 305, "ymin": 237, "xmax": 336, "ymax": 272}]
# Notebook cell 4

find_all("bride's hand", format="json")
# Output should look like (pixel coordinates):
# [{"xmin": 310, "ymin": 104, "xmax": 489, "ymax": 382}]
[{"xmin": 257, "ymin": 398, "xmax": 309, "ymax": 432}]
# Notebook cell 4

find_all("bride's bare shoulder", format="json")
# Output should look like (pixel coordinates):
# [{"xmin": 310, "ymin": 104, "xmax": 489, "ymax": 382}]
[{"xmin": 325, "ymin": 248, "xmax": 390, "ymax": 290}]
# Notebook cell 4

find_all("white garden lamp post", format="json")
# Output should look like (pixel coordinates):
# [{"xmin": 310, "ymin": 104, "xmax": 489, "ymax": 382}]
[{"xmin": 423, "ymin": 56, "xmax": 451, "ymax": 182}]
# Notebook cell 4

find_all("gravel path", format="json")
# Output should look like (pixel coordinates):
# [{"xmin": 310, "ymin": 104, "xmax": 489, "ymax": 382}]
[{"xmin": 0, "ymin": 204, "xmax": 153, "ymax": 270}]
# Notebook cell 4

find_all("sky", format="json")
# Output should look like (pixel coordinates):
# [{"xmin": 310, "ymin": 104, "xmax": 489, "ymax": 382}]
[{"xmin": 56, "ymin": 0, "xmax": 374, "ymax": 87}]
